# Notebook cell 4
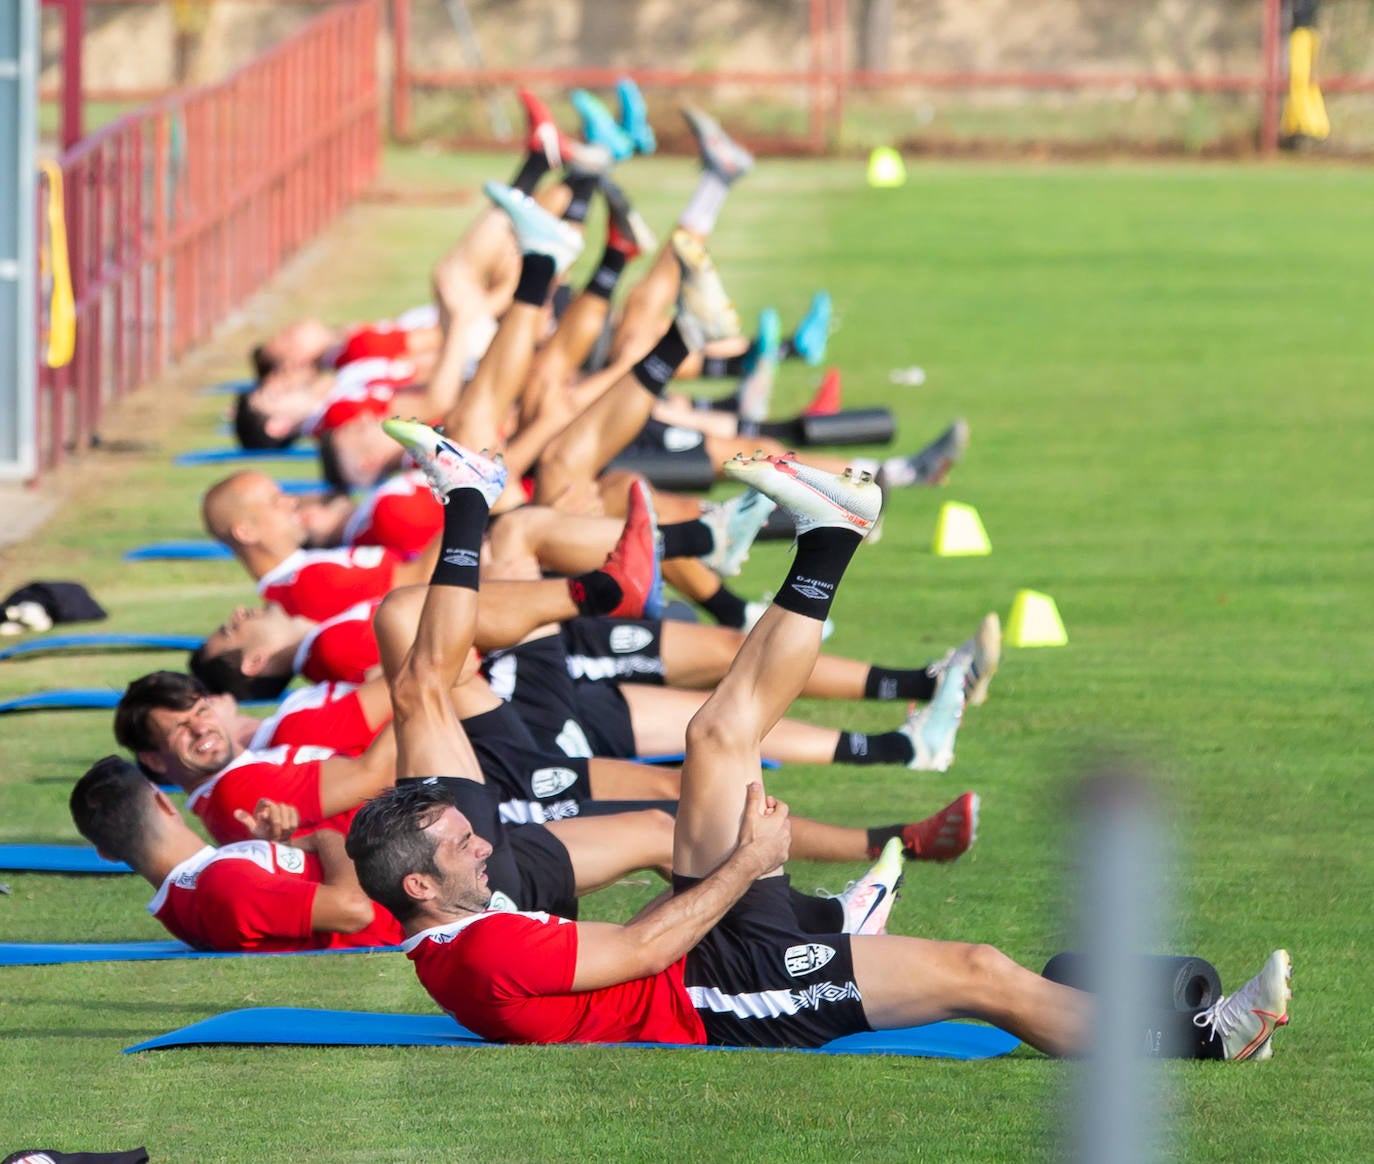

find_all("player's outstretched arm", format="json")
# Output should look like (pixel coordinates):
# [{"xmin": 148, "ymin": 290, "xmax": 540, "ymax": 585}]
[{"xmin": 570, "ymin": 783, "xmax": 788, "ymax": 991}]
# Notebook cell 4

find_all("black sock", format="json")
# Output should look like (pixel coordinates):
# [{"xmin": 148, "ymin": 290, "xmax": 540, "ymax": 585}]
[
  {"xmin": 429, "ymin": 490, "xmax": 489, "ymax": 590},
  {"xmin": 832, "ymin": 730, "xmax": 914, "ymax": 767},
  {"xmin": 701, "ymin": 352, "xmax": 749, "ymax": 378},
  {"xmin": 568, "ymin": 570, "xmax": 623, "ymax": 616},
  {"xmin": 512, "ymin": 253, "xmax": 557, "ymax": 307},
  {"xmin": 661, "ymin": 520, "xmax": 714, "ymax": 561},
  {"xmin": 788, "ymin": 886, "xmax": 844, "ymax": 934},
  {"xmin": 754, "ymin": 418, "xmax": 805, "ymax": 443},
  {"xmin": 631, "ymin": 321, "xmax": 690, "ymax": 397},
  {"xmin": 700, "ymin": 582, "xmax": 748, "ymax": 628},
  {"xmin": 586, "ymin": 245, "xmax": 627, "ymax": 300},
  {"xmin": 864, "ymin": 666, "xmax": 937, "ymax": 703},
  {"xmin": 865, "ymin": 824, "xmax": 906, "ymax": 860},
  {"xmin": 778, "ymin": 337, "xmax": 798, "ymax": 361},
  {"xmin": 773, "ymin": 527, "xmax": 863, "ymax": 622},
  {"xmin": 511, "ymin": 151, "xmax": 551, "ymax": 196},
  {"xmin": 690, "ymin": 394, "xmax": 739, "ymax": 413},
  {"xmin": 563, "ymin": 174, "xmax": 598, "ymax": 224}
]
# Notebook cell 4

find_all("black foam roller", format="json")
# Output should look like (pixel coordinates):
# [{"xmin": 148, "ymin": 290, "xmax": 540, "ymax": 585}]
[
  {"xmin": 1041, "ymin": 952, "xmax": 1222, "ymax": 1012},
  {"xmin": 799, "ymin": 408, "xmax": 896, "ymax": 447},
  {"xmin": 755, "ymin": 504, "xmax": 796, "ymax": 542},
  {"xmin": 605, "ymin": 451, "xmax": 717, "ymax": 492}
]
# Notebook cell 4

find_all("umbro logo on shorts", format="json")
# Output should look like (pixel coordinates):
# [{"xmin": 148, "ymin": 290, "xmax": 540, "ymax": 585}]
[
  {"xmin": 608, "ymin": 625, "xmax": 654, "ymax": 654},
  {"xmin": 442, "ymin": 548, "xmax": 479, "ymax": 567},
  {"xmin": 531, "ymin": 767, "xmax": 579, "ymax": 798},
  {"xmin": 790, "ymin": 582, "xmax": 830, "ymax": 601},
  {"xmin": 784, "ymin": 942, "xmax": 837, "ymax": 976}
]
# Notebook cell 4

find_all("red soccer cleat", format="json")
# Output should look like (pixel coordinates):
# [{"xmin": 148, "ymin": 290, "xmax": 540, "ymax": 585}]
[
  {"xmin": 518, "ymin": 88, "xmax": 576, "ymax": 168},
  {"xmin": 601, "ymin": 480, "xmax": 664, "ymax": 619},
  {"xmin": 802, "ymin": 368, "xmax": 843, "ymax": 417},
  {"xmin": 902, "ymin": 791, "xmax": 979, "ymax": 862}
]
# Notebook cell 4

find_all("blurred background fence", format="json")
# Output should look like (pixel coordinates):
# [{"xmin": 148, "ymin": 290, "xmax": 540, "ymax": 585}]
[{"xmin": 32, "ymin": 0, "xmax": 379, "ymax": 475}]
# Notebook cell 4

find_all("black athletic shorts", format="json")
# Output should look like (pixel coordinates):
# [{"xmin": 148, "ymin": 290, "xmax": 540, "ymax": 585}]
[
  {"xmin": 462, "ymin": 702, "xmax": 593, "ymax": 816},
  {"xmin": 483, "ymin": 631, "xmax": 637, "ymax": 759},
  {"xmin": 678, "ymin": 873, "xmax": 871, "ymax": 1048},
  {"xmin": 561, "ymin": 617, "xmax": 666, "ymax": 686},
  {"xmin": 403, "ymin": 777, "xmax": 577, "ymax": 919},
  {"xmin": 620, "ymin": 418, "xmax": 709, "ymax": 460}
]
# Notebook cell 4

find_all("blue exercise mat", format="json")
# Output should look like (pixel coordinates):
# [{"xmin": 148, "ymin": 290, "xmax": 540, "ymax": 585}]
[
  {"xmin": 123, "ymin": 1006, "xmax": 1019, "ymax": 1058},
  {"xmin": 636, "ymin": 753, "xmax": 781, "ymax": 771},
  {"xmin": 274, "ymin": 479, "xmax": 331, "ymax": 496},
  {"xmin": 175, "ymin": 447, "xmax": 314, "ymax": 465},
  {"xmin": 1, "ymin": 942, "xmax": 400, "ymax": 968},
  {"xmin": 0, "ymin": 688, "xmax": 277, "ymax": 713},
  {"xmin": 123, "ymin": 540, "xmax": 233, "ymax": 562},
  {"xmin": 0, "ymin": 845, "xmax": 131, "ymax": 874},
  {"xmin": 0, "ymin": 633, "xmax": 204, "ymax": 661},
  {"xmin": 0, "ymin": 688, "xmax": 122, "ymax": 712},
  {"xmin": 199, "ymin": 379, "xmax": 254, "ymax": 397}
]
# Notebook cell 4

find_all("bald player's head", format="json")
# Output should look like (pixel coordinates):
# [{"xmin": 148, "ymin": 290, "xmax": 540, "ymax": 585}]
[{"xmin": 202, "ymin": 471, "xmax": 305, "ymax": 556}]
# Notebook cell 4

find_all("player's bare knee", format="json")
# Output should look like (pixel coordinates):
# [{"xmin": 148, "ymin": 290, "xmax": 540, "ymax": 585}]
[
  {"xmin": 960, "ymin": 942, "xmax": 1019, "ymax": 1004},
  {"xmin": 685, "ymin": 702, "xmax": 754, "ymax": 762}
]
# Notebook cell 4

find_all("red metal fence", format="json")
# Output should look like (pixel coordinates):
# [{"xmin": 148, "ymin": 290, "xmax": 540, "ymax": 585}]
[
  {"xmin": 390, "ymin": 0, "xmax": 1374, "ymax": 156},
  {"xmin": 33, "ymin": 0, "xmax": 380, "ymax": 477}
]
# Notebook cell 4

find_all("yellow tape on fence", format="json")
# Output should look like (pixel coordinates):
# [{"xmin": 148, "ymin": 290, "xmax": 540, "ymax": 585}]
[{"xmin": 37, "ymin": 161, "xmax": 76, "ymax": 369}]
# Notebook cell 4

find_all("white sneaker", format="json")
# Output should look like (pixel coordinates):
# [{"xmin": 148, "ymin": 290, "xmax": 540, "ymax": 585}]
[
  {"xmin": 743, "ymin": 593, "xmax": 833, "ymax": 641},
  {"xmin": 899, "ymin": 658, "xmax": 967, "ymax": 772},
  {"xmin": 671, "ymin": 228, "xmax": 741, "ymax": 350},
  {"xmin": 483, "ymin": 180, "xmax": 585, "ymax": 274},
  {"xmin": 928, "ymin": 612, "xmax": 1002, "ymax": 707},
  {"xmin": 722, "ymin": 453, "xmax": 883, "ymax": 539},
  {"xmin": 821, "ymin": 837, "xmax": 905, "ymax": 935},
  {"xmin": 700, "ymin": 489, "xmax": 777, "ymax": 578},
  {"xmin": 380, "ymin": 420, "xmax": 507, "ymax": 506},
  {"xmin": 1192, "ymin": 949, "xmax": 1292, "ymax": 1061}
]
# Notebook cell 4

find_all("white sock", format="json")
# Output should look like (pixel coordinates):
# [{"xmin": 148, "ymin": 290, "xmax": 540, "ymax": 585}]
[{"xmin": 678, "ymin": 172, "xmax": 730, "ymax": 236}]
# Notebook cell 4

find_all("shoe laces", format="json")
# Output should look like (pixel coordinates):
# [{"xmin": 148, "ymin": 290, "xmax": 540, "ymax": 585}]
[{"xmin": 1192, "ymin": 993, "xmax": 1239, "ymax": 1038}]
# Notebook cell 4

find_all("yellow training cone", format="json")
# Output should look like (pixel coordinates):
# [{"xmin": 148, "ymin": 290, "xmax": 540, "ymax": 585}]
[
  {"xmin": 1006, "ymin": 590, "xmax": 1068, "ymax": 648},
  {"xmin": 932, "ymin": 501, "xmax": 991, "ymax": 557},
  {"xmin": 867, "ymin": 146, "xmax": 907, "ymax": 188}
]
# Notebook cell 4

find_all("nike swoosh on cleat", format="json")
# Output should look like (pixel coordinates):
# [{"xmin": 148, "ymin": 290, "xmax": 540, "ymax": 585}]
[{"xmin": 856, "ymin": 884, "xmax": 887, "ymax": 929}]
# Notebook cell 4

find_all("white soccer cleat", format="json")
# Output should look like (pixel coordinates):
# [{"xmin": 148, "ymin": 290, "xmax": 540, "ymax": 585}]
[
  {"xmin": 899, "ymin": 658, "xmax": 968, "ymax": 772},
  {"xmin": 1193, "ymin": 949, "xmax": 1292, "ymax": 1062},
  {"xmin": 380, "ymin": 420, "xmax": 507, "ymax": 506},
  {"xmin": 680, "ymin": 105, "xmax": 754, "ymax": 184},
  {"xmin": 929, "ymin": 612, "xmax": 1002, "ymax": 708},
  {"xmin": 671, "ymin": 228, "xmax": 741, "ymax": 350},
  {"xmin": 823, "ymin": 837, "xmax": 906, "ymax": 935},
  {"xmin": 700, "ymin": 489, "xmax": 778, "ymax": 578},
  {"xmin": 722, "ymin": 453, "xmax": 882, "ymax": 539},
  {"xmin": 483, "ymin": 180, "xmax": 585, "ymax": 274}
]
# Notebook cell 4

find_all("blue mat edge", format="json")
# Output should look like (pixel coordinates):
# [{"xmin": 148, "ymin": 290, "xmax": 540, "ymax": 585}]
[
  {"xmin": 123, "ymin": 1006, "xmax": 1020, "ymax": 1058},
  {"xmin": 1, "ymin": 942, "xmax": 401, "ymax": 967}
]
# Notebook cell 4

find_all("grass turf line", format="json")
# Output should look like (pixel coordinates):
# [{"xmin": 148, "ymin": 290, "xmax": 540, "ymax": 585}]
[{"xmin": 1, "ymin": 152, "xmax": 1372, "ymax": 1162}]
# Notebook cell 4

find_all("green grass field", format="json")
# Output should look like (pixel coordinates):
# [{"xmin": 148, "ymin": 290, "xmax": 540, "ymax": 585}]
[{"xmin": 2, "ymin": 151, "xmax": 1372, "ymax": 1161}]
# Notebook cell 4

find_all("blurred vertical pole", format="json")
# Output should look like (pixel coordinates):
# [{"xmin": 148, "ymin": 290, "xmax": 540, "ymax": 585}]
[
  {"xmin": 0, "ymin": 0, "xmax": 38, "ymax": 479},
  {"xmin": 1073, "ymin": 767, "xmax": 1168, "ymax": 1164},
  {"xmin": 391, "ymin": 0, "xmax": 411, "ymax": 141},
  {"xmin": 61, "ymin": 0, "xmax": 82, "ymax": 150},
  {"xmin": 1260, "ymin": 0, "xmax": 1284, "ymax": 154},
  {"xmin": 807, "ymin": 0, "xmax": 825, "ymax": 155}
]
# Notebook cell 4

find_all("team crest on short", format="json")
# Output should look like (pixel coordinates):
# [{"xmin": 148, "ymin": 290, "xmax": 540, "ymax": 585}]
[
  {"xmin": 784, "ymin": 942, "xmax": 836, "ymax": 976},
  {"xmin": 488, "ymin": 890, "xmax": 517, "ymax": 912},
  {"xmin": 274, "ymin": 844, "xmax": 306, "ymax": 874},
  {"xmin": 608, "ymin": 625, "xmax": 654, "ymax": 654},
  {"xmin": 531, "ymin": 766, "xmax": 579, "ymax": 798}
]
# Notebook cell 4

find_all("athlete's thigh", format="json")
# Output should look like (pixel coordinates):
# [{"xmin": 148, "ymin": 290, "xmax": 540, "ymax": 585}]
[{"xmin": 619, "ymin": 684, "xmax": 710, "ymax": 755}]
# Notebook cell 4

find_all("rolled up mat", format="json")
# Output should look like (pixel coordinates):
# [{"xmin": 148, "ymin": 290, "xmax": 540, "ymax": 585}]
[
  {"xmin": 605, "ymin": 451, "xmax": 717, "ymax": 492},
  {"xmin": 799, "ymin": 407, "xmax": 895, "ymax": 448},
  {"xmin": 122, "ymin": 540, "xmax": 232, "ymax": 562},
  {"xmin": 1041, "ymin": 952, "xmax": 1222, "ymax": 1012},
  {"xmin": 0, "ymin": 844, "xmax": 131, "ymax": 873}
]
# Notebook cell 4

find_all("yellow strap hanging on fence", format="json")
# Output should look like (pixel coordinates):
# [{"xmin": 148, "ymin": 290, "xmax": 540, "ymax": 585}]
[{"xmin": 37, "ymin": 161, "xmax": 76, "ymax": 369}]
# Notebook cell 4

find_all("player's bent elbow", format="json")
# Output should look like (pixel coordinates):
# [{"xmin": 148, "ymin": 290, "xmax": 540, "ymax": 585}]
[{"xmin": 315, "ymin": 890, "xmax": 378, "ymax": 935}]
